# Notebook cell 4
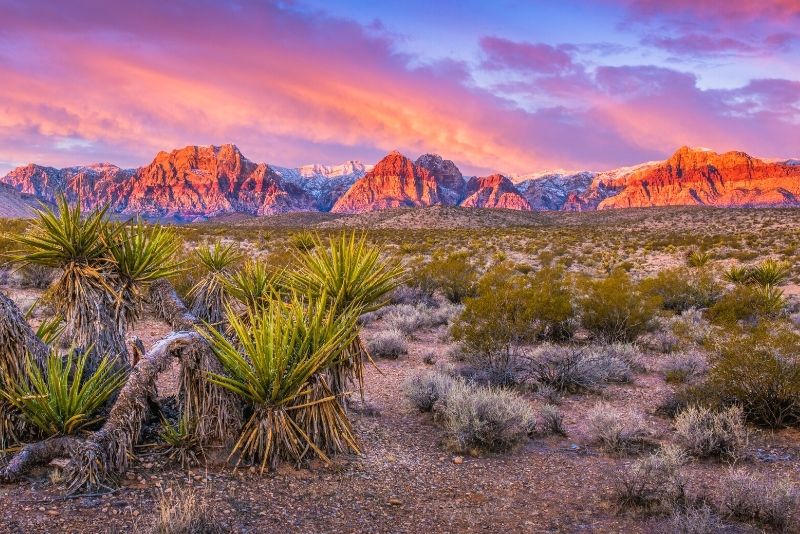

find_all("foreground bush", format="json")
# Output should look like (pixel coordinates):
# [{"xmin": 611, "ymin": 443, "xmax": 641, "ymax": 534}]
[
  {"xmin": 439, "ymin": 381, "xmax": 536, "ymax": 453},
  {"xmin": 404, "ymin": 370, "xmax": 458, "ymax": 412},
  {"xmin": 661, "ymin": 351, "xmax": 708, "ymax": 384},
  {"xmin": 614, "ymin": 445, "xmax": 687, "ymax": 512},
  {"xmin": 674, "ymin": 405, "xmax": 748, "ymax": 460},
  {"xmin": 578, "ymin": 270, "xmax": 660, "ymax": 342},
  {"xmin": 586, "ymin": 403, "xmax": 649, "ymax": 454},
  {"xmin": 721, "ymin": 470, "xmax": 797, "ymax": 532},
  {"xmin": 706, "ymin": 285, "xmax": 785, "ymax": 325},
  {"xmin": 150, "ymin": 485, "xmax": 223, "ymax": 534},
  {"xmin": 524, "ymin": 344, "xmax": 634, "ymax": 393},
  {"xmin": 699, "ymin": 323, "xmax": 800, "ymax": 428},
  {"xmin": 640, "ymin": 268, "xmax": 722, "ymax": 312},
  {"xmin": 414, "ymin": 252, "xmax": 477, "ymax": 303},
  {"xmin": 450, "ymin": 265, "xmax": 575, "ymax": 357},
  {"xmin": 365, "ymin": 329, "xmax": 408, "ymax": 359}
]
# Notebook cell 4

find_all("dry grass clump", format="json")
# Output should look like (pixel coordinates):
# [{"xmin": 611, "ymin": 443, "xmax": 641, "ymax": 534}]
[
  {"xmin": 720, "ymin": 470, "xmax": 798, "ymax": 532},
  {"xmin": 382, "ymin": 302, "xmax": 457, "ymax": 335},
  {"xmin": 674, "ymin": 405, "xmax": 748, "ymax": 461},
  {"xmin": 149, "ymin": 485, "xmax": 223, "ymax": 534},
  {"xmin": 661, "ymin": 505, "xmax": 724, "ymax": 534},
  {"xmin": 538, "ymin": 404, "xmax": 566, "ymax": 436},
  {"xmin": 614, "ymin": 445, "xmax": 688, "ymax": 512},
  {"xmin": 404, "ymin": 370, "xmax": 458, "ymax": 412},
  {"xmin": 438, "ymin": 381, "xmax": 535, "ymax": 454},
  {"xmin": 524, "ymin": 344, "xmax": 634, "ymax": 394},
  {"xmin": 586, "ymin": 403, "xmax": 650, "ymax": 454},
  {"xmin": 405, "ymin": 371, "xmax": 535, "ymax": 453},
  {"xmin": 365, "ymin": 329, "xmax": 408, "ymax": 359},
  {"xmin": 661, "ymin": 351, "xmax": 708, "ymax": 384}
]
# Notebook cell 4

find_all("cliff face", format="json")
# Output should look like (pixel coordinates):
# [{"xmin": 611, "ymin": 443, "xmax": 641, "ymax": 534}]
[
  {"xmin": 4, "ymin": 145, "xmax": 800, "ymax": 218},
  {"xmin": 415, "ymin": 153, "xmax": 465, "ymax": 205},
  {"xmin": 330, "ymin": 151, "xmax": 446, "ymax": 213},
  {"xmin": 2, "ymin": 145, "xmax": 316, "ymax": 219},
  {"xmin": 594, "ymin": 147, "xmax": 800, "ymax": 209},
  {"xmin": 461, "ymin": 174, "xmax": 532, "ymax": 210}
]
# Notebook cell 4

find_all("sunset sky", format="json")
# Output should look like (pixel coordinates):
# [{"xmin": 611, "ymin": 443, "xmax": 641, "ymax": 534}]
[{"xmin": 0, "ymin": 0, "xmax": 798, "ymax": 176}]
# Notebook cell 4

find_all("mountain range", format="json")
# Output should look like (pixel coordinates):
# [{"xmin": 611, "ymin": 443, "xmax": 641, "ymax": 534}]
[{"xmin": 1, "ymin": 144, "xmax": 799, "ymax": 220}]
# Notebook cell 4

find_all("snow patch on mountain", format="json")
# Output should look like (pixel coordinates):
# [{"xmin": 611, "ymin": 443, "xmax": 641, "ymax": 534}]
[{"xmin": 273, "ymin": 160, "xmax": 372, "ymax": 211}]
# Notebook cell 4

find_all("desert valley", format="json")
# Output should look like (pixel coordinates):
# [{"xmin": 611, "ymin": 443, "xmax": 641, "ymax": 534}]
[{"xmin": 2, "ymin": 0, "xmax": 800, "ymax": 533}]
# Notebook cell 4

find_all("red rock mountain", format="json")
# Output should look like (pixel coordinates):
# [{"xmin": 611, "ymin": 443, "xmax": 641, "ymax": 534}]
[
  {"xmin": 574, "ymin": 147, "xmax": 800, "ymax": 210},
  {"xmin": 461, "ymin": 174, "xmax": 532, "ymax": 210},
  {"xmin": 3, "ymin": 145, "xmax": 800, "ymax": 218},
  {"xmin": 331, "ymin": 151, "xmax": 450, "ymax": 213},
  {"xmin": 1, "ymin": 145, "xmax": 316, "ymax": 219}
]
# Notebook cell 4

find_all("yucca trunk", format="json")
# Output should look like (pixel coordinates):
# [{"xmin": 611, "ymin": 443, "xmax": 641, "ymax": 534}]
[{"xmin": 292, "ymin": 374, "xmax": 360, "ymax": 457}]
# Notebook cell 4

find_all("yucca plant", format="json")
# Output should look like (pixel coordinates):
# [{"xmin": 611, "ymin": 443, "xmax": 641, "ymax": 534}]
[
  {"xmin": 223, "ymin": 261, "xmax": 279, "ymax": 312},
  {"xmin": 202, "ymin": 295, "xmax": 359, "ymax": 472},
  {"xmin": 106, "ymin": 219, "xmax": 181, "ymax": 330},
  {"xmin": 0, "ymin": 349, "xmax": 126, "ymax": 437},
  {"xmin": 687, "ymin": 249, "xmax": 712, "ymax": 268},
  {"xmin": 156, "ymin": 415, "xmax": 204, "ymax": 469},
  {"xmin": 35, "ymin": 315, "xmax": 65, "ymax": 346},
  {"xmin": 188, "ymin": 243, "xmax": 241, "ymax": 326},
  {"xmin": 723, "ymin": 265, "xmax": 751, "ymax": 285},
  {"xmin": 748, "ymin": 259, "xmax": 790, "ymax": 287},
  {"xmin": 289, "ymin": 231, "xmax": 318, "ymax": 253},
  {"xmin": 13, "ymin": 197, "xmax": 123, "ymax": 365},
  {"xmin": 754, "ymin": 285, "xmax": 787, "ymax": 317},
  {"xmin": 286, "ymin": 232, "xmax": 404, "ymax": 398}
]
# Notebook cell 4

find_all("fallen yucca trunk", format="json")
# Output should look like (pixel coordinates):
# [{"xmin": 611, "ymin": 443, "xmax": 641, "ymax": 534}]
[{"xmin": 202, "ymin": 296, "xmax": 360, "ymax": 472}]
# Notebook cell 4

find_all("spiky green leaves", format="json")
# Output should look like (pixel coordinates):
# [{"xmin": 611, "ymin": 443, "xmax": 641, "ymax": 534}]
[
  {"xmin": 0, "ymin": 349, "xmax": 126, "ymax": 437},
  {"xmin": 286, "ymin": 232, "xmax": 404, "ymax": 315}
]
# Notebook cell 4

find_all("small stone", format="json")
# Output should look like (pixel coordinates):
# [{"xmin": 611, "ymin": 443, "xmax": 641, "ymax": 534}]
[
  {"xmin": 132, "ymin": 510, "xmax": 140, "ymax": 517},
  {"xmin": 387, "ymin": 498, "xmax": 402, "ymax": 506},
  {"xmin": 46, "ymin": 510, "xmax": 59, "ymax": 516},
  {"xmin": 453, "ymin": 456, "xmax": 464, "ymax": 464}
]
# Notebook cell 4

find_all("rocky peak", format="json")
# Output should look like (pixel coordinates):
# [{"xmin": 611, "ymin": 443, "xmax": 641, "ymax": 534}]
[
  {"xmin": 415, "ymin": 153, "xmax": 465, "ymax": 204},
  {"xmin": 330, "ymin": 151, "xmax": 443, "ymax": 213},
  {"xmin": 461, "ymin": 174, "xmax": 531, "ymax": 211}
]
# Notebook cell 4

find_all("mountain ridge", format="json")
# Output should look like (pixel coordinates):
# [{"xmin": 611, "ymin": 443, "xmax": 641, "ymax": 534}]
[{"xmin": 2, "ymin": 144, "xmax": 800, "ymax": 219}]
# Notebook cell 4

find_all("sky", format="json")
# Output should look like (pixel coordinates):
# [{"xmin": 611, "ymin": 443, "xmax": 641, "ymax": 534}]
[{"xmin": 0, "ymin": 0, "xmax": 798, "ymax": 176}]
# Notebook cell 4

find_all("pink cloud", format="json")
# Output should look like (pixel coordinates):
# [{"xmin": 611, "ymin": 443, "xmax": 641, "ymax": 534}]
[
  {"xmin": 0, "ymin": 1, "xmax": 798, "ymax": 178},
  {"xmin": 479, "ymin": 37, "xmax": 577, "ymax": 74}
]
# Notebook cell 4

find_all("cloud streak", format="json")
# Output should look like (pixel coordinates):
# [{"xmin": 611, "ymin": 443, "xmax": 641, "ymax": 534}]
[{"xmin": 0, "ymin": 0, "xmax": 797, "ymax": 177}]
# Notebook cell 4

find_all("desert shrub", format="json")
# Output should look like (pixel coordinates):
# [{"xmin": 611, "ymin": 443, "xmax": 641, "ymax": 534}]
[
  {"xmin": 662, "ymin": 505, "xmax": 724, "ymax": 534},
  {"xmin": 404, "ymin": 370, "xmax": 458, "ymax": 412},
  {"xmin": 661, "ymin": 351, "xmax": 708, "ymax": 384},
  {"xmin": 586, "ymin": 403, "xmax": 649, "ymax": 454},
  {"xmin": 640, "ymin": 268, "xmax": 722, "ymax": 312},
  {"xmin": 614, "ymin": 445, "xmax": 688, "ymax": 511},
  {"xmin": 538, "ymin": 404, "xmax": 566, "ymax": 436},
  {"xmin": 150, "ymin": 485, "xmax": 223, "ymax": 534},
  {"xmin": 451, "ymin": 265, "xmax": 575, "ymax": 356},
  {"xmin": 720, "ymin": 470, "xmax": 798, "ymax": 532},
  {"xmin": 17, "ymin": 264, "xmax": 56, "ymax": 289},
  {"xmin": 390, "ymin": 284, "xmax": 437, "ymax": 307},
  {"xmin": 723, "ymin": 265, "xmax": 750, "ymax": 285},
  {"xmin": 699, "ymin": 323, "xmax": 800, "ymax": 427},
  {"xmin": 524, "ymin": 344, "xmax": 633, "ymax": 393},
  {"xmin": 439, "ymin": 381, "xmax": 535, "ymax": 453},
  {"xmin": 686, "ymin": 249, "xmax": 712, "ymax": 268},
  {"xmin": 674, "ymin": 405, "xmax": 748, "ymax": 460},
  {"xmin": 383, "ymin": 302, "xmax": 457, "ymax": 335},
  {"xmin": 414, "ymin": 251, "xmax": 477, "ymax": 303},
  {"xmin": 706, "ymin": 285, "xmax": 785, "ymax": 325},
  {"xmin": 157, "ymin": 416, "xmax": 204, "ymax": 469},
  {"xmin": 365, "ymin": 329, "xmax": 408, "ymax": 359},
  {"xmin": 595, "ymin": 342, "xmax": 644, "ymax": 375},
  {"xmin": 578, "ymin": 270, "xmax": 661, "ymax": 342}
]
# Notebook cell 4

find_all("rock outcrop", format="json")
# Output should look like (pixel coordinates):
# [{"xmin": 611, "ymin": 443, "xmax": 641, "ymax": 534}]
[
  {"xmin": 461, "ymin": 174, "xmax": 532, "ymax": 210},
  {"xmin": 330, "ymin": 151, "xmax": 447, "ymax": 213},
  {"xmin": 594, "ymin": 147, "xmax": 800, "ymax": 209},
  {"xmin": 415, "ymin": 153, "xmax": 465, "ymax": 205}
]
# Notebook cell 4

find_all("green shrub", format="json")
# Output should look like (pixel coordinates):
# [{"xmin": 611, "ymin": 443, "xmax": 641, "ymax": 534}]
[
  {"xmin": 640, "ymin": 268, "xmax": 722, "ymax": 312},
  {"xmin": 706, "ymin": 285, "xmax": 785, "ymax": 325},
  {"xmin": 414, "ymin": 252, "xmax": 477, "ymax": 303},
  {"xmin": 578, "ymin": 270, "xmax": 660, "ymax": 342},
  {"xmin": 450, "ymin": 265, "xmax": 575, "ymax": 356},
  {"xmin": 698, "ymin": 323, "xmax": 800, "ymax": 428}
]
